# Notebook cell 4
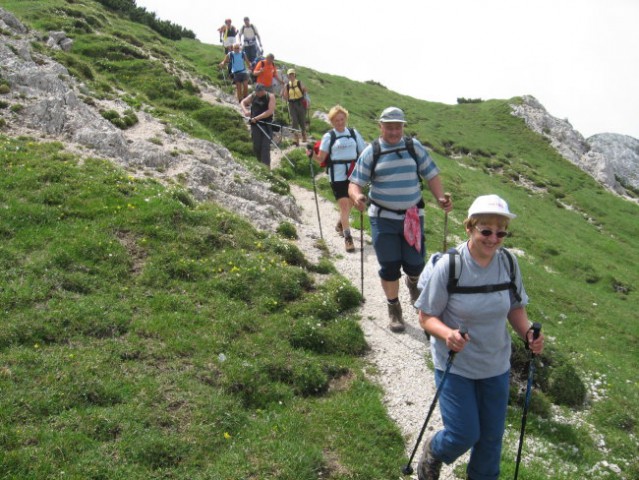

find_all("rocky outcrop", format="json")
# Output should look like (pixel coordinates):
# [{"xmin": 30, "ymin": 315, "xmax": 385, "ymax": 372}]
[
  {"xmin": 511, "ymin": 95, "xmax": 637, "ymax": 197},
  {"xmin": 0, "ymin": 7, "xmax": 299, "ymax": 231},
  {"xmin": 587, "ymin": 133, "xmax": 639, "ymax": 191}
]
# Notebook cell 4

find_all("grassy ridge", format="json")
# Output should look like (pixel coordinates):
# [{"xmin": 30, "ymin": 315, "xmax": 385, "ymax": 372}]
[{"xmin": 1, "ymin": 0, "xmax": 638, "ymax": 478}]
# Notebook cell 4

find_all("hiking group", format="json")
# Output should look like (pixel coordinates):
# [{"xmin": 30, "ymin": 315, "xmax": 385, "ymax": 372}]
[
  {"xmin": 218, "ymin": 17, "xmax": 310, "ymax": 167},
  {"xmin": 315, "ymin": 106, "xmax": 545, "ymax": 480},
  {"xmin": 219, "ymin": 18, "xmax": 546, "ymax": 480}
]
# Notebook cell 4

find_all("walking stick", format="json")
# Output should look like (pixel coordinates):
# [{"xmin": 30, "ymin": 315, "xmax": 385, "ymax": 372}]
[
  {"xmin": 243, "ymin": 117, "xmax": 301, "ymax": 133},
  {"xmin": 442, "ymin": 192, "xmax": 451, "ymax": 252},
  {"xmin": 253, "ymin": 121, "xmax": 295, "ymax": 168},
  {"xmin": 306, "ymin": 146, "xmax": 323, "ymax": 240},
  {"xmin": 359, "ymin": 209, "xmax": 364, "ymax": 299},
  {"xmin": 514, "ymin": 322, "xmax": 542, "ymax": 480},
  {"xmin": 402, "ymin": 326, "xmax": 468, "ymax": 475}
]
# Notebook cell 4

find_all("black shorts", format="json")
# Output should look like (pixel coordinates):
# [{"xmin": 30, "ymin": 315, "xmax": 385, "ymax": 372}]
[
  {"xmin": 233, "ymin": 71, "xmax": 248, "ymax": 84},
  {"xmin": 330, "ymin": 180, "xmax": 349, "ymax": 201}
]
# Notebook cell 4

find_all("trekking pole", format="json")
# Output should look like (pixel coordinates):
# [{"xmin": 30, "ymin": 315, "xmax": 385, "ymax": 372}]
[
  {"xmin": 402, "ymin": 326, "xmax": 468, "ymax": 475},
  {"xmin": 514, "ymin": 322, "xmax": 542, "ymax": 480},
  {"xmin": 359, "ymin": 209, "xmax": 364, "ymax": 299},
  {"xmin": 243, "ymin": 118, "xmax": 301, "ymax": 133},
  {"xmin": 306, "ymin": 145, "xmax": 323, "ymax": 240},
  {"xmin": 253, "ymin": 121, "xmax": 295, "ymax": 168},
  {"xmin": 218, "ymin": 65, "xmax": 230, "ymax": 88},
  {"xmin": 442, "ymin": 192, "xmax": 451, "ymax": 252}
]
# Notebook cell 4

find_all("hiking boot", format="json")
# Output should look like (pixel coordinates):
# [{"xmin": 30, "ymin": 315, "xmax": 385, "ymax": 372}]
[
  {"xmin": 344, "ymin": 235, "xmax": 355, "ymax": 253},
  {"xmin": 335, "ymin": 220, "xmax": 344, "ymax": 237},
  {"xmin": 405, "ymin": 275, "xmax": 421, "ymax": 304},
  {"xmin": 417, "ymin": 434, "xmax": 443, "ymax": 480},
  {"xmin": 387, "ymin": 301, "xmax": 405, "ymax": 332}
]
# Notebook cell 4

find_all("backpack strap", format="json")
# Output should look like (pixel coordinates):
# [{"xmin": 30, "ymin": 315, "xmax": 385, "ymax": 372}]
[
  {"xmin": 446, "ymin": 248, "xmax": 462, "ymax": 291},
  {"xmin": 500, "ymin": 247, "xmax": 522, "ymax": 303},
  {"xmin": 370, "ymin": 136, "xmax": 420, "ymax": 182},
  {"xmin": 447, "ymin": 247, "xmax": 522, "ymax": 301}
]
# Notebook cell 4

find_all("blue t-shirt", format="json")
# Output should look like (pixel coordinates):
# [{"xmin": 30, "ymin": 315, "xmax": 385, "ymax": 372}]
[
  {"xmin": 319, "ymin": 128, "xmax": 366, "ymax": 182},
  {"xmin": 349, "ymin": 137, "xmax": 439, "ymax": 219}
]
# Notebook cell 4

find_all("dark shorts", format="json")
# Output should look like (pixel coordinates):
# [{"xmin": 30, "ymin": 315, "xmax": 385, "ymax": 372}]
[
  {"xmin": 233, "ymin": 71, "xmax": 248, "ymax": 84},
  {"xmin": 369, "ymin": 215, "xmax": 425, "ymax": 281},
  {"xmin": 330, "ymin": 180, "xmax": 349, "ymax": 200}
]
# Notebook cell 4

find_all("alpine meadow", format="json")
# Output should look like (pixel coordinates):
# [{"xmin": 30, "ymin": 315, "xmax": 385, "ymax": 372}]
[{"xmin": 0, "ymin": 1, "xmax": 637, "ymax": 479}]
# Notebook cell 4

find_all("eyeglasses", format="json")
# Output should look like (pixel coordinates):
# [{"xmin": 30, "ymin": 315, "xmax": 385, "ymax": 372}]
[{"xmin": 475, "ymin": 226, "xmax": 509, "ymax": 238}]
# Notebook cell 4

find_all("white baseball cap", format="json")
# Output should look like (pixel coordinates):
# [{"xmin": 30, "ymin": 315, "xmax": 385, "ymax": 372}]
[{"xmin": 468, "ymin": 194, "xmax": 516, "ymax": 219}]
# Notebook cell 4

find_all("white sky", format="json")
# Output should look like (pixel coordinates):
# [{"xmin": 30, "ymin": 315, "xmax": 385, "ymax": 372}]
[{"xmin": 135, "ymin": 0, "xmax": 639, "ymax": 139}]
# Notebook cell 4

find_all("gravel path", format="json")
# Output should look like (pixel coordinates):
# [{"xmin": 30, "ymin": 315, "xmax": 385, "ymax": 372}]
[{"xmin": 272, "ymin": 148, "xmax": 466, "ymax": 479}]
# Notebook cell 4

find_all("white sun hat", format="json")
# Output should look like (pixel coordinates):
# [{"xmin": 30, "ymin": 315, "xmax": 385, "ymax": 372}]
[{"xmin": 468, "ymin": 194, "xmax": 517, "ymax": 219}]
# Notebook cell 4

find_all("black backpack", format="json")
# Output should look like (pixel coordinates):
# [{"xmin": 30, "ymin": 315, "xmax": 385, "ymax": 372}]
[
  {"xmin": 419, "ymin": 247, "xmax": 522, "ymax": 302},
  {"xmin": 370, "ymin": 135, "xmax": 419, "ymax": 181}
]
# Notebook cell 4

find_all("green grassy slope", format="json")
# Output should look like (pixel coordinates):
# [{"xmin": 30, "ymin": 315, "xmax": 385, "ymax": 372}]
[{"xmin": 1, "ymin": 1, "xmax": 638, "ymax": 478}]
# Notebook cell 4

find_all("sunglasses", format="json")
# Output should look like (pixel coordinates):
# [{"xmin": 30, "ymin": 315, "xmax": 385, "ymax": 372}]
[{"xmin": 475, "ymin": 226, "xmax": 509, "ymax": 239}]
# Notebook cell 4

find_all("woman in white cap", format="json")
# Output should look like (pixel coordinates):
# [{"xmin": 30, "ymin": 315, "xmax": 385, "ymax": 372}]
[
  {"xmin": 282, "ymin": 68, "xmax": 308, "ymax": 145},
  {"xmin": 414, "ymin": 194, "xmax": 545, "ymax": 480}
]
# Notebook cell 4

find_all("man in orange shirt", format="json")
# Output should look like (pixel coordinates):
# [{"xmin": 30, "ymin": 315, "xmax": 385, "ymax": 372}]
[{"xmin": 252, "ymin": 54, "xmax": 282, "ymax": 93}]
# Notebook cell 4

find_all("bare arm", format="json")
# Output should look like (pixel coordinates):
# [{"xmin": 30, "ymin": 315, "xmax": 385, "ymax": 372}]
[
  {"xmin": 508, "ymin": 307, "xmax": 544, "ymax": 354},
  {"xmin": 240, "ymin": 94, "xmax": 253, "ymax": 117},
  {"xmin": 348, "ymin": 182, "xmax": 367, "ymax": 211},
  {"xmin": 316, "ymin": 149, "xmax": 328, "ymax": 166},
  {"xmin": 427, "ymin": 175, "xmax": 453, "ymax": 212}
]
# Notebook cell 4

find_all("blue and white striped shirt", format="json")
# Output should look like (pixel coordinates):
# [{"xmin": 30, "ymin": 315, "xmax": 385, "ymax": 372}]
[{"xmin": 349, "ymin": 137, "xmax": 440, "ymax": 219}]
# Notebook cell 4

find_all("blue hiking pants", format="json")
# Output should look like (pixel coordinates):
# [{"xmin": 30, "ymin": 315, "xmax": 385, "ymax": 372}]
[{"xmin": 431, "ymin": 369, "xmax": 510, "ymax": 480}]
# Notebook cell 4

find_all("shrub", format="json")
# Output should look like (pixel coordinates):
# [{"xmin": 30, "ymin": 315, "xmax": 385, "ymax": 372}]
[
  {"xmin": 276, "ymin": 221, "xmax": 298, "ymax": 239},
  {"xmin": 266, "ymin": 238, "xmax": 307, "ymax": 267},
  {"xmin": 308, "ymin": 257, "xmax": 336, "ymax": 274},
  {"xmin": 548, "ymin": 363, "xmax": 587, "ymax": 407},
  {"xmin": 290, "ymin": 359, "xmax": 328, "ymax": 396},
  {"xmin": 325, "ymin": 277, "xmax": 362, "ymax": 312},
  {"xmin": 100, "ymin": 109, "xmax": 120, "ymax": 121},
  {"xmin": 289, "ymin": 317, "xmax": 367, "ymax": 355},
  {"xmin": 291, "ymin": 291, "xmax": 339, "ymax": 321}
]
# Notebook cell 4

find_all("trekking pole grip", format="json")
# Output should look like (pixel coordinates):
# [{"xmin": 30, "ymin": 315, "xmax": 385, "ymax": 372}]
[
  {"xmin": 448, "ymin": 326, "xmax": 468, "ymax": 358},
  {"xmin": 526, "ymin": 322, "xmax": 542, "ymax": 352}
]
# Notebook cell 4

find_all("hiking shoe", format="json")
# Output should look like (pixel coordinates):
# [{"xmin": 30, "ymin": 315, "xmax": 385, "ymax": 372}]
[
  {"xmin": 344, "ymin": 235, "xmax": 355, "ymax": 252},
  {"xmin": 405, "ymin": 275, "xmax": 421, "ymax": 304},
  {"xmin": 335, "ymin": 220, "xmax": 344, "ymax": 237},
  {"xmin": 387, "ymin": 301, "xmax": 405, "ymax": 332},
  {"xmin": 417, "ymin": 434, "xmax": 443, "ymax": 480}
]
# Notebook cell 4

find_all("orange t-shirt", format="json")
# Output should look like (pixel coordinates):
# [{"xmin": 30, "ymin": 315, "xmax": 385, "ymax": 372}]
[{"xmin": 254, "ymin": 61, "xmax": 277, "ymax": 87}]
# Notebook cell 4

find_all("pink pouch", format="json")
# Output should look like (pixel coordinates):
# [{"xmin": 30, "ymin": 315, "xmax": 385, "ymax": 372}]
[{"xmin": 403, "ymin": 205, "xmax": 421, "ymax": 253}]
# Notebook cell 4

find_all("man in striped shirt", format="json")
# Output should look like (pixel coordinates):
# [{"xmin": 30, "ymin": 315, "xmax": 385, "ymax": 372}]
[{"xmin": 349, "ymin": 107, "xmax": 453, "ymax": 333}]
